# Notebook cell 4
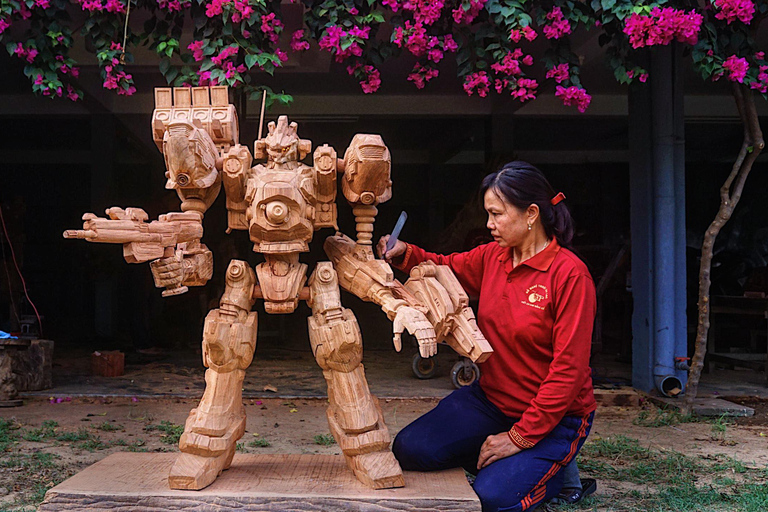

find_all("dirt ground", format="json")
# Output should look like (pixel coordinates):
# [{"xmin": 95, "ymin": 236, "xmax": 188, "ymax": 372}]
[{"xmin": 1, "ymin": 396, "xmax": 768, "ymax": 511}]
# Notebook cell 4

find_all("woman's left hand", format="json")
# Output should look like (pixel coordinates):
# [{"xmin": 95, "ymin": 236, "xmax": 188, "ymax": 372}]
[{"xmin": 477, "ymin": 433, "xmax": 522, "ymax": 470}]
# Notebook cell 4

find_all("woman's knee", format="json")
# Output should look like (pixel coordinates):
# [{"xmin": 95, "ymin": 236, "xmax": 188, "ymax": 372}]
[{"xmin": 473, "ymin": 474, "xmax": 525, "ymax": 512}]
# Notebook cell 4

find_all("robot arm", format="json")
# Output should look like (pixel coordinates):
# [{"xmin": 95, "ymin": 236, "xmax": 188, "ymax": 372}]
[
  {"xmin": 147, "ymin": 86, "xmax": 243, "ymax": 295},
  {"xmin": 324, "ymin": 233, "xmax": 437, "ymax": 357}
]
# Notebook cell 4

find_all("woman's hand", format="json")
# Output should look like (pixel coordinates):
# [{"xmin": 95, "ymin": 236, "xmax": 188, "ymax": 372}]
[
  {"xmin": 476, "ymin": 433, "xmax": 522, "ymax": 470},
  {"xmin": 377, "ymin": 235, "xmax": 407, "ymax": 263}
]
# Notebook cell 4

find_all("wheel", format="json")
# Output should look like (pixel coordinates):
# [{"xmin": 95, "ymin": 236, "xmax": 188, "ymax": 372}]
[
  {"xmin": 412, "ymin": 353, "xmax": 438, "ymax": 380},
  {"xmin": 451, "ymin": 360, "xmax": 480, "ymax": 388}
]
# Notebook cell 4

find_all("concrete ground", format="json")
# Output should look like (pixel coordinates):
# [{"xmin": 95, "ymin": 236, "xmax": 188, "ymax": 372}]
[{"xmin": 20, "ymin": 341, "xmax": 768, "ymax": 402}]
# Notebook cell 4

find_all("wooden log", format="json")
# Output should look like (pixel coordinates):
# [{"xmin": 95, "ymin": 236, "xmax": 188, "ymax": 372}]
[
  {"xmin": 9, "ymin": 338, "xmax": 53, "ymax": 391},
  {"xmin": 91, "ymin": 350, "xmax": 124, "ymax": 377},
  {"xmin": 41, "ymin": 453, "xmax": 480, "ymax": 511}
]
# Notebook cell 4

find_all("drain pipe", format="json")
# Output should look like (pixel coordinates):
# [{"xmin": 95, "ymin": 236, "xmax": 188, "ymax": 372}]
[{"xmin": 651, "ymin": 45, "xmax": 683, "ymax": 398}]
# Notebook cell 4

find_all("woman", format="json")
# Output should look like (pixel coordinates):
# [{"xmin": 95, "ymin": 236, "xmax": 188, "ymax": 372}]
[{"xmin": 378, "ymin": 161, "xmax": 597, "ymax": 512}]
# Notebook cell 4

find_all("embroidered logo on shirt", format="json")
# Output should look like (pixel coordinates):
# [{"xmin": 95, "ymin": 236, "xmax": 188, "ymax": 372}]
[{"xmin": 521, "ymin": 284, "xmax": 549, "ymax": 310}]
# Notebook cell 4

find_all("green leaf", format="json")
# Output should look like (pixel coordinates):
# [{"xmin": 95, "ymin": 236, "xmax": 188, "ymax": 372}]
[
  {"xmin": 159, "ymin": 57, "xmax": 171, "ymax": 75},
  {"xmin": 165, "ymin": 67, "xmax": 179, "ymax": 83},
  {"xmin": 245, "ymin": 54, "xmax": 258, "ymax": 69},
  {"xmin": 370, "ymin": 11, "xmax": 385, "ymax": 23}
]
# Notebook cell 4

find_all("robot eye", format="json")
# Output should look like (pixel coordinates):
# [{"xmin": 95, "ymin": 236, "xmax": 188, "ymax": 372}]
[{"xmin": 282, "ymin": 147, "xmax": 290, "ymax": 153}]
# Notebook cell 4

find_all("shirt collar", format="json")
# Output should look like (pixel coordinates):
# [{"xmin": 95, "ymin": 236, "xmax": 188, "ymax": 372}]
[{"xmin": 499, "ymin": 239, "xmax": 561, "ymax": 274}]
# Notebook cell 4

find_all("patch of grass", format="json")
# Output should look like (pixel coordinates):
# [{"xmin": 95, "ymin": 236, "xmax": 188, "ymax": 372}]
[
  {"xmin": 313, "ymin": 433, "xmax": 336, "ymax": 446},
  {"xmin": 632, "ymin": 406, "xmax": 696, "ymax": 428},
  {"xmin": 0, "ymin": 418, "xmax": 20, "ymax": 451},
  {"xmin": 94, "ymin": 421, "xmax": 124, "ymax": 432},
  {"xmin": 248, "ymin": 438, "xmax": 270, "ymax": 448},
  {"xmin": 236, "ymin": 442, "xmax": 246, "ymax": 452},
  {"xmin": 112, "ymin": 437, "xmax": 149, "ymax": 452},
  {"xmin": 575, "ymin": 434, "xmax": 768, "ymax": 512},
  {"xmin": 145, "ymin": 420, "xmax": 184, "ymax": 445},
  {"xmin": 56, "ymin": 427, "xmax": 93, "ymax": 443},
  {"xmin": 77, "ymin": 437, "xmax": 110, "ymax": 452},
  {"xmin": 0, "ymin": 451, "xmax": 60, "ymax": 470},
  {"xmin": 23, "ymin": 420, "xmax": 58, "ymax": 442}
]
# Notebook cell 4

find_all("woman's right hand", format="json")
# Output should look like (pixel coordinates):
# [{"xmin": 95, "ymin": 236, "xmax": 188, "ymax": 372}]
[{"xmin": 377, "ymin": 235, "xmax": 407, "ymax": 263}]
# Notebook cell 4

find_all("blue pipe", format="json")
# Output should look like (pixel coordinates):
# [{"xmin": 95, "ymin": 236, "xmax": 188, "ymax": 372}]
[{"xmin": 651, "ymin": 46, "xmax": 683, "ymax": 397}]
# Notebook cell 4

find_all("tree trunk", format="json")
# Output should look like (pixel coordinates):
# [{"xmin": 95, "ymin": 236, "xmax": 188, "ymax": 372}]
[{"xmin": 684, "ymin": 83, "xmax": 764, "ymax": 412}]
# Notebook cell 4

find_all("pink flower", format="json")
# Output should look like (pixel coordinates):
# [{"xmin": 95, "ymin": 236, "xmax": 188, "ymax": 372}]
[
  {"xmin": 104, "ymin": 0, "xmax": 126, "ymax": 14},
  {"xmin": 555, "ymin": 85, "xmax": 592, "ymax": 113},
  {"xmin": 382, "ymin": 0, "xmax": 400, "ymax": 12},
  {"xmin": 755, "ymin": 51, "xmax": 765, "ymax": 60},
  {"xmin": 623, "ymin": 8, "xmax": 703, "ymax": 49},
  {"xmin": 491, "ymin": 52, "xmax": 522, "ymax": 76},
  {"xmin": 521, "ymin": 26, "xmax": 537, "ymax": 41},
  {"xmin": 158, "ymin": 0, "xmax": 187, "ymax": 12},
  {"xmin": 452, "ymin": 0, "xmax": 486, "ymax": 25},
  {"xmin": 205, "ymin": 0, "xmax": 225, "ymax": 17},
  {"xmin": 443, "ymin": 35, "xmax": 458, "ymax": 52},
  {"xmin": 290, "ymin": 30, "xmax": 310, "ymax": 52},
  {"xmin": 722, "ymin": 55, "xmax": 749, "ymax": 83},
  {"xmin": 211, "ymin": 45, "xmax": 238, "ymax": 66},
  {"xmin": 543, "ymin": 7, "xmax": 572, "ymax": 39},
  {"xmin": 626, "ymin": 70, "xmax": 635, "ymax": 79},
  {"xmin": 78, "ymin": 0, "xmax": 104, "ymax": 11},
  {"xmin": 402, "ymin": 0, "xmax": 445, "ymax": 25},
  {"xmin": 349, "ymin": 7, "xmax": 358, "ymax": 15},
  {"xmin": 35, "ymin": 0, "xmax": 50, "ymax": 9},
  {"xmin": 714, "ymin": 0, "xmax": 754, "ymax": 25},
  {"xmin": 463, "ymin": 71, "xmax": 490, "ymax": 97},
  {"xmin": 428, "ymin": 48, "xmax": 444, "ymax": 63},
  {"xmin": 512, "ymin": 78, "xmax": 538, "ymax": 102},
  {"xmin": 320, "ymin": 25, "xmax": 362, "ymax": 62},
  {"xmin": 188, "ymin": 40, "xmax": 205, "ymax": 62},
  {"xmin": 260, "ymin": 12, "xmax": 283, "ymax": 43},
  {"xmin": 407, "ymin": 63, "xmax": 439, "ymax": 89},
  {"xmin": 522, "ymin": 54, "xmax": 533, "ymax": 66},
  {"xmin": 275, "ymin": 48, "xmax": 288, "ymax": 63},
  {"xmin": 0, "ymin": 19, "xmax": 9, "ymax": 35},
  {"xmin": 360, "ymin": 66, "xmax": 381, "ymax": 93},
  {"xmin": 66, "ymin": 85, "xmax": 80, "ymax": 101},
  {"xmin": 349, "ymin": 25, "xmax": 371, "ymax": 40},
  {"xmin": 402, "ymin": 22, "xmax": 428, "ymax": 56},
  {"xmin": 546, "ymin": 63, "xmax": 569, "ymax": 84},
  {"xmin": 639, "ymin": 73, "xmax": 649, "ymax": 83},
  {"xmin": 71, "ymin": 66, "xmax": 80, "ymax": 78},
  {"xmin": 34, "ymin": 74, "xmax": 44, "ymax": 85}
]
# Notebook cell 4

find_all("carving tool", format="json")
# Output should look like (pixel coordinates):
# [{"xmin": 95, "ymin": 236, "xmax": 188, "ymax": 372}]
[{"xmin": 386, "ymin": 211, "xmax": 408, "ymax": 253}]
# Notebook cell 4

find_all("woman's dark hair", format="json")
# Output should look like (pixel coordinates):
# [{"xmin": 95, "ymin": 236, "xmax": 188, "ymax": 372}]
[{"xmin": 480, "ymin": 160, "xmax": 575, "ymax": 248}]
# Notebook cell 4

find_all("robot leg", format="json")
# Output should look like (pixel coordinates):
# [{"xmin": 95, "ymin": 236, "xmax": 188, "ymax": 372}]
[
  {"xmin": 169, "ymin": 260, "xmax": 257, "ymax": 490},
  {"xmin": 307, "ymin": 263, "xmax": 404, "ymax": 489}
]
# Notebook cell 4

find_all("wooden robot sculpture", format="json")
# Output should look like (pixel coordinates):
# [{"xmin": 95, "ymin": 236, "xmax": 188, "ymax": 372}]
[{"xmin": 64, "ymin": 86, "xmax": 493, "ymax": 491}]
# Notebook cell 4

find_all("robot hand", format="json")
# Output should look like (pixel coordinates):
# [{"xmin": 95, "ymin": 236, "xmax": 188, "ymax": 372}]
[
  {"xmin": 150, "ymin": 251, "xmax": 185, "ymax": 292},
  {"xmin": 393, "ymin": 306, "xmax": 437, "ymax": 358}
]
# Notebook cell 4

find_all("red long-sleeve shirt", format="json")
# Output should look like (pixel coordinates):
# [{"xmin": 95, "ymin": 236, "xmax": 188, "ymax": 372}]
[{"xmin": 394, "ymin": 239, "xmax": 597, "ymax": 449}]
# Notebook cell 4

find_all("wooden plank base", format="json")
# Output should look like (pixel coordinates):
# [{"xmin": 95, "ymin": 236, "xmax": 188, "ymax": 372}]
[{"xmin": 40, "ymin": 453, "xmax": 480, "ymax": 511}]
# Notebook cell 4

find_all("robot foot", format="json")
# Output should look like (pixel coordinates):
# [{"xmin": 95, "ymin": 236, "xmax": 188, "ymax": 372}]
[
  {"xmin": 168, "ymin": 445, "xmax": 236, "ymax": 490},
  {"xmin": 179, "ymin": 409, "xmax": 246, "ymax": 457},
  {"xmin": 345, "ymin": 451, "xmax": 405, "ymax": 489}
]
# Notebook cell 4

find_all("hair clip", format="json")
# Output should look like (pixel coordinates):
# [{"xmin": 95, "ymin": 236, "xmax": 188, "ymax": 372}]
[{"xmin": 550, "ymin": 192, "xmax": 566, "ymax": 205}]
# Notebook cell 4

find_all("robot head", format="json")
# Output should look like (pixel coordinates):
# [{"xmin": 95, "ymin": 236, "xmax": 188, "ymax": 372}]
[{"xmin": 264, "ymin": 116, "xmax": 299, "ymax": 164}]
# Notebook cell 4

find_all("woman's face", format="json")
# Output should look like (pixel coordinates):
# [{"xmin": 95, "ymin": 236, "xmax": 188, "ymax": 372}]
[{"xmin": 484, "ymin": 188, "xmax": 530, "ymax": 248}]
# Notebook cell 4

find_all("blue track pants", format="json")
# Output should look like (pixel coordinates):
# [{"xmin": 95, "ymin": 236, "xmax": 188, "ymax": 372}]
[{"xmin": 392, "ymin": 382, "xmax": 593, "ymax": 512}]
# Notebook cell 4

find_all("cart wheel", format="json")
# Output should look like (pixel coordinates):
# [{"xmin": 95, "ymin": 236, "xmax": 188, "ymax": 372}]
[
  {"xmin": 412, "ymin": 354, "xmax": 438, "ymax": 380},
  {"xmin": 451, "ymin": 360, "xmax": 480, "ymax": 388}
]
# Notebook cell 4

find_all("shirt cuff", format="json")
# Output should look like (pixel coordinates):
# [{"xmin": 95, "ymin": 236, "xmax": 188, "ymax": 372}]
[
  {"xmin": 391, "ymin": 244, "xmax": 413, "ymax": 272},
  {"xmin": 507, "ymin": 426, "xmax": 535, "ymax": 450}
]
